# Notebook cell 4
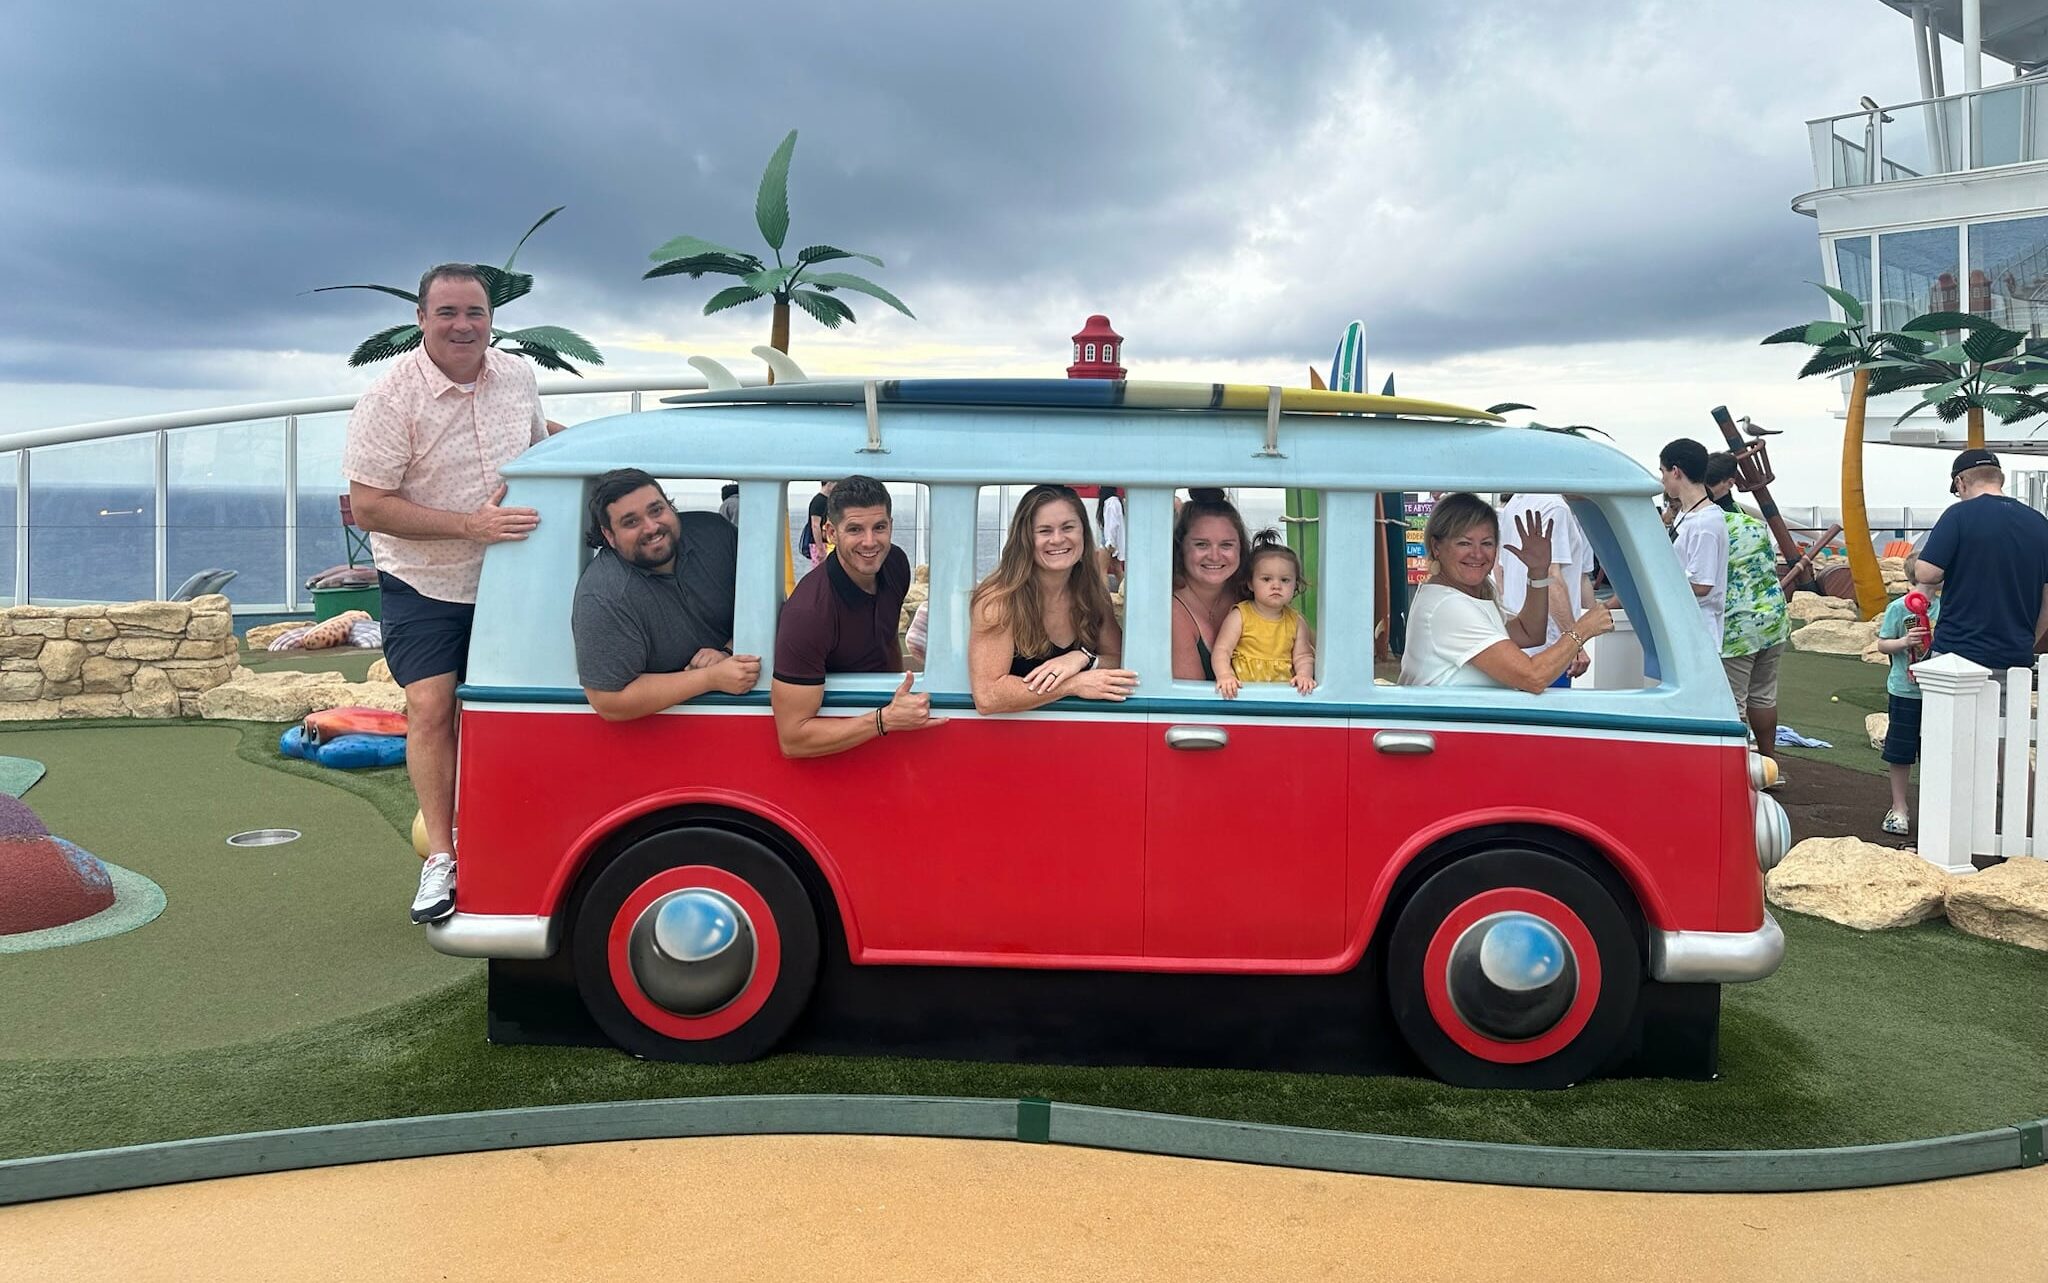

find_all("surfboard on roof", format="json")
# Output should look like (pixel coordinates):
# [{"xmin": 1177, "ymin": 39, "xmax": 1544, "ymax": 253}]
[{"xmin": 661, "ymin": 378, "xmax": 1503, "ymax": 423}]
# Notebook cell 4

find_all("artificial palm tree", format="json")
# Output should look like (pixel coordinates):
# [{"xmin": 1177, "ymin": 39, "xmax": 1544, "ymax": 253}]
[
  {"xmin": 645, "ymin": 130, "xmax": 913, "ymax": 361},
  {"xmin": 1761, "ymin": 284, "xmax": 1891, "ymax": 619},
  {"xmin": 313, "ymin": 207, "xmax": 604, "ymax": 374},
  {"xmin": 1860, "ymin": 313, "xmax": 2048, "ymax": 449}
]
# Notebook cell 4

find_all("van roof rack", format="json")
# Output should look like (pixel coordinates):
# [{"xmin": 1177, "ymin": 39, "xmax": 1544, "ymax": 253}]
[{"xmin": 660, "ymin": 377, "xmax": 1503, "ymax": 423}]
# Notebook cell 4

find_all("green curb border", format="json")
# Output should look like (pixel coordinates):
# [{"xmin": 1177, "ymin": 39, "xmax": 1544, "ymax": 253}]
[{"xmin": 4, "ymin": 1097, "xmax": 2045, "ymax": 1206}]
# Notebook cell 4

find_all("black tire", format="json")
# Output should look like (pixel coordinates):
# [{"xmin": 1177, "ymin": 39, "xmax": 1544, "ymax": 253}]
[
  {"xmin": 1386, "ymin": 847, "xmax": 1640, "ymax": 1089},
  {"xmin": 572, "ymin": 826, "xmax": 819, "ymax": 1063}
]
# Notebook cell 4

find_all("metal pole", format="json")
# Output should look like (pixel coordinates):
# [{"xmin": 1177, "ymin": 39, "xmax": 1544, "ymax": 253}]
[
  {"xmin": 630, "ymin": 391, "xmax": 642, "ymax": 413},
  {"xmin": 154, "ymin": 429, "xmax": 169, "ymax": 601},
  {"xmin": 14, "ymin": 450, "xmax": 27, "ymax": 606},
  {"xmin": 1912, "ymin": 6, "xmax": 1946, "ymax": 169},
  {"xmin": 1963, "ymin": 0, "xmax": 1983, "ymax": 93},
  {"xmin": 283, "ymin": 415, "xmax": 299, "ymax": 613}
]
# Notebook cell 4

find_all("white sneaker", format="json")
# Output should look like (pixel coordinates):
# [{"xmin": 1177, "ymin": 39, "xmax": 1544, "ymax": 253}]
[
  {"xmin": 411, "ymin": 852, "xmax": 456, "ymax": 923},
  {"xmin": 1881, "ymin": 810, "xmax": 1911, "ymax": 837}
]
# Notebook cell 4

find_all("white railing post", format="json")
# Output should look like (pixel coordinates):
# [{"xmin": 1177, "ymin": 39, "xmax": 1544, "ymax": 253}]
[
  {"xmin": 1914, "ymin": 652, "xmax": 1991, "ymax": 874},
  {"xmin": 13, "ymin": 449, "xmax": 28, "ymax": 606},
  {"xmin": 153, "ymin": 429, "xmax": 169, "ymax": 600},
  {"xmin": 283, "ymin": 415, "xmax": 299, "ymax": 613},
  {"xmin": 2033, "ymin": 657, "xmax": 2048, "ymax": 860},
  {"xmin": 1999, "ymin": 666, "xmax": 2033, "ymax": 857}
]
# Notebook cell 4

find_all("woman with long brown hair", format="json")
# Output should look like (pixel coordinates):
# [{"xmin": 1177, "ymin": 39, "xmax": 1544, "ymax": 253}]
[
  {"xmin": 1170, "ymin": 488, "xmax": 1254, "ymax": 681},
  {"xmin": 969, "ymin": 485, "xmax": 1138, "ymax": 713}
]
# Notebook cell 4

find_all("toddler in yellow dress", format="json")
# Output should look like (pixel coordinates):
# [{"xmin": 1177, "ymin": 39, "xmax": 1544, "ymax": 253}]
[{"xmin": 1215, "ymin": 530, "xmax": 1317, "ymax": 697}]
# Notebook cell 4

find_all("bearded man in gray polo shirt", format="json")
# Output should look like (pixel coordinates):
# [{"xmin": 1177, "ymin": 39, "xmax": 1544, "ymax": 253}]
[{"xmin": 572, "ymin": 468, "xmax": 759, "ymax": 719}]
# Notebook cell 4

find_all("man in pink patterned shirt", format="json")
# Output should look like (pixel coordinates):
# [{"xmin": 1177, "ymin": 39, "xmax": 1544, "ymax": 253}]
[{"xmin": 342, "ymin": 263, "xmax": 556, "ymax": 923}]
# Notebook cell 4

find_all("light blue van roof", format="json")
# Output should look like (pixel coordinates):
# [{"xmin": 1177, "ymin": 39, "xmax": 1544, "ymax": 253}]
[{"xmin": 505, "ymin": 381, "xmax": 1659, "ymax": 496}]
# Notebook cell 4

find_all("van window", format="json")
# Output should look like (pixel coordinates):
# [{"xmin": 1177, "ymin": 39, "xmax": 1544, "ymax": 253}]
[
  {"xmin": 784, "ymin": 480, "xmax": 930, "ymax": 672},
  {"xmin": 1168, "ymin": 487, "xmax": 1322, "ymax": 698}
]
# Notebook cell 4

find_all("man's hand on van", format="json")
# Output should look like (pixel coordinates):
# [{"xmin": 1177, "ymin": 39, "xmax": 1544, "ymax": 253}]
[
  {"xmin": 465, "ymin": 483, "xmax": 541, "ymax": 544},
  {"xmin": 1067, "ymin": 667, "xmax": 1139, "ymax": 702},
  {"xmin": 707, "ymin": 653, "xmax": 762, "ymax": 694},
  {"xmin": 881, "ymin": 672, "xmax": 943, "ymax": 732}
]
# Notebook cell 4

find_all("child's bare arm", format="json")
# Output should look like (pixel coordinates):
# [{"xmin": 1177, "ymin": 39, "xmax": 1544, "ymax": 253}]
[
  {"xmin": 1213, "ymin": 609, "xmax": 1245, "ymax": 697},
  {"xmin": 1292, "ymin": 618, "xmax": 1316, "ymax": 693}
]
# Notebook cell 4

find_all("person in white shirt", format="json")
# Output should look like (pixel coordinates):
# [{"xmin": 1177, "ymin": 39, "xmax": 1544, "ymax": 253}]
[
  {"xmin": 1400, "ymin": 492, "xmax": 1614, "ymax": 692},
  {"xmin": 1496, "ymin": 492, "xmax": 1594, "ymax": 686},
  {"xmin": 1659, "ymin": 439, "xmax": 1729, "ymax": 648},
  {"xmin": 1095, "ymin": 486, "xmax": 1125, "ymax": 589}
]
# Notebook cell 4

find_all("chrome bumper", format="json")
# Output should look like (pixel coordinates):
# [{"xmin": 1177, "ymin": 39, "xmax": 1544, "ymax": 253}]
[
  {"xmin": 1648, "ymin": 910, "xmax": 1785, "ymax": 984},
  {"xmin": 425, "ymin": 913, "xmax": 557, "ymax": 960}
]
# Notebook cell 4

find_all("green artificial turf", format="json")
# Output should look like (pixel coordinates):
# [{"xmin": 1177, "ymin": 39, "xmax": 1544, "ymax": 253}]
[
  {"xmin": 0, "ymin": 721, "xmax": 470, "ymax": 1060},
  {"xmin": 2, "ymin": 909, "xmax": 2044, "ymax": 1162},
  {"xmin": 1772, "ymin": 649, "xmax": 1892, "ymax": 778}
]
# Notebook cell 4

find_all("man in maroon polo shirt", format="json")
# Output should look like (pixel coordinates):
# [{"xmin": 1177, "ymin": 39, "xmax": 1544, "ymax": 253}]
[{"xmin": 772, "ymin": 475, "xmax": 943, "ymax": 757}]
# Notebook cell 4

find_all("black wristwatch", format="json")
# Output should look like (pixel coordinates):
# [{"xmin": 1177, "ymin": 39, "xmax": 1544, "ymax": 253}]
[{"xmin": 1078, "ymin": 647, "xmax": 1099, "ymax": 671}]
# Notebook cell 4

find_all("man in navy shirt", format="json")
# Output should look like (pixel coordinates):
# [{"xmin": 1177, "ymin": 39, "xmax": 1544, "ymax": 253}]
[{"xmin": 1917, "ymin": 448, "xmax": 2048, "ymax": 673}]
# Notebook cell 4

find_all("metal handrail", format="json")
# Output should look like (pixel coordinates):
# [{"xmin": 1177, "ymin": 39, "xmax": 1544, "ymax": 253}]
[
  {"xmin": 1802, "ymin": 73, "xmax": 2048, "ymax": 129},
  {"xmin": 0, "ymin": 372, "xmax": 758, "ymax": 452},
  {"xmin": 0, "ymin": 371, "xmax": 763, "ymax": 611}
]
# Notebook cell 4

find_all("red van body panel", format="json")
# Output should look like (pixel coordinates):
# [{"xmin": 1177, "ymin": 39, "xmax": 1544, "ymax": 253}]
[{"xmin": 458, "ymin": 704, "xmax": 1756, "ymax": 973}]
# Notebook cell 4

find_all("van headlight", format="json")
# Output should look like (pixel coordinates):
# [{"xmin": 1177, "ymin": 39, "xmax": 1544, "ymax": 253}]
[{"xmin": 1754, "ymin": 794, "xmax": 1791, "ymax": 872}]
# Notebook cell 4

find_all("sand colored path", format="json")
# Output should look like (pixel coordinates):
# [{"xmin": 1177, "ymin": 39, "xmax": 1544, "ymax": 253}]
[{"xmin": 5, "ymin": 1135, "xmax": 2047, "ymax": 1281}]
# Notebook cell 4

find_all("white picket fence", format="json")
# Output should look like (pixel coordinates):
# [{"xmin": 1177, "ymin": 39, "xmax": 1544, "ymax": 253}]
[{"xmin": 1916, "ymin": 652, "xmax": 2048, "ymax": 874}]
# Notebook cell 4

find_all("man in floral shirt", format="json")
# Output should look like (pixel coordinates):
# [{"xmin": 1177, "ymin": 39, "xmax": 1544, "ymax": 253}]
[{"xmin": 1708, "ymin": 454, "xmax": 1792, "ymax": 782}]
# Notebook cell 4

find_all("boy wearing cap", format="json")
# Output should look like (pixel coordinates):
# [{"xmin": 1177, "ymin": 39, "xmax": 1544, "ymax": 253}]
[{"xmin": 1916, "ymin": 448, "xmax": 2048, "ymax": 673}]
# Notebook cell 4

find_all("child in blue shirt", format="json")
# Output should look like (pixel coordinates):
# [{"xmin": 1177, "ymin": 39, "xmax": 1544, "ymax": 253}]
[{"xmin": 1872, "ymin": 561, "xmax": 1941, "ymax": 837}]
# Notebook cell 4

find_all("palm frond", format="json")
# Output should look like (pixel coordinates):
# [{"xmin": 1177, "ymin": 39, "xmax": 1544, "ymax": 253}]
[
  {"xmin": 1816, "ymin": 282, "xmax": 1865, "ymax": 325},
  {"xmin": 348, "ymin": 323, "xmax": 422, "ymax": 367},
  {"xmin": 797, "ymin": 244, "xmax": 884, "ymax": 267},
  {"xmin": 755, "ymin": 129, "xmax": 798, "ymax": 252},
  {"xmin": 802, "ymin": 271, "xmax": 914, "ymax": 317},
  {"xmin": 742, "ymin": 266, "xmax": 800, "ymax": 297},
  {"xmin": 1902, "ymin": 310, "xmax": 1999, "ymax": 334},
  {"xmin": 503, "ymin": 206, "xmax": 564, "ymax": 271},
  {"xmin": 494, "ymin": 324, "xmax": 604, "ymax": 366},
  {"xmin": 312, "ymin": 282, "xmax": 420, "ymax": 305},
  {"xmin": 473, "ymin": 265, "xmax": 534, "ymax": 309},
  {"xmin": 502, "ymin": 342, "xmax": 581, "ymax": 376},
  {"xmin": 643, "ymin": 254, "xmax": 756, "ymax": 281},
  {"xmin": 648, "ymin": 233, "xmax": 760, "ymax": 266},
  {"xmin": 1762, "ymin": 322, "xmax": 1825, "ymax": 346},
  {"xmin": 1485, "ymin": 402, "xmax": 1536, "ymax": 415},
  {"xmin": 1964, "ymin": 325, "xmax": 2030, "ymax": 365},
  {"xmin": 791, "ymin": 289, "xmax": 854, "ymax": 328},
  {"xmin": 1797, "ymin": 348, "xmax": 1860, "ymax": 378},
  {"xmin": 703, "ymin": 285, "xmax": 767, "ymax": 315}
]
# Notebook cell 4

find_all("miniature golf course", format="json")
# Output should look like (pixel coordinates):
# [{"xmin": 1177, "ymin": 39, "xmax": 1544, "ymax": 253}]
[{"xmin": 1, "ymin": 650, "xmax": 2043, "ymax": 1172}]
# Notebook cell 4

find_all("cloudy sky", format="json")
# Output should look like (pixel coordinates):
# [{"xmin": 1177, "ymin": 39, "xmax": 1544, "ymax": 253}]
[{"xmin": 0, "ymin": 0, "xmax": 2019, "ymax": 506}]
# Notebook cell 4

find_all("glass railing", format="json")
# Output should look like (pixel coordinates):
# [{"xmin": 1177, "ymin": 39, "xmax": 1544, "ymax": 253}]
[
  {"xmin": 0, "ymin": 379, "xmax": 697, "ymax": 612},
  {"xmin": 1807, "ymin": 77, "xmax": 2048, "ymax": 190}
]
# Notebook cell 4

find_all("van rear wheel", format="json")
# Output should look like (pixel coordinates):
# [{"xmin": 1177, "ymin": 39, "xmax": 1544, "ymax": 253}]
[
  {"xmin": 1386, "ymin": 847, "xmax": 1639, "ymax": 1089},
  {"xmin": 572, "ymin": 826, "xmax": 819, "ymax": 1063}
]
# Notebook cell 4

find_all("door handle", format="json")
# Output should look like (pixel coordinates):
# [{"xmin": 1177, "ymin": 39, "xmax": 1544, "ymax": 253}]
[
  {"xmin": 1165, "ymin": 725, "xmax": 1228, "ymax": 751},
  {"xmin": 1374, "ymin": 730, "xmax": 1435, "ymax": 755}
]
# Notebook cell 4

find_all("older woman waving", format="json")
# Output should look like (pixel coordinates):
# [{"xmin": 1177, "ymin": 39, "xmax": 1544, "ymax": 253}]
[
  {"xmin": 1400, "ymin": 492, "xmax": 1613, "ymax": 693},
  {"xmin": 969, "ymin": 485, "xmax": 1139, "ymax": 713}
]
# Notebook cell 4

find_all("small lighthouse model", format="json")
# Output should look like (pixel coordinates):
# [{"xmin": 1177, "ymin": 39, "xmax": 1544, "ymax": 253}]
[{"xmin": 1067, "ymin": 315, "xmax": 1126, "ymax": 380}]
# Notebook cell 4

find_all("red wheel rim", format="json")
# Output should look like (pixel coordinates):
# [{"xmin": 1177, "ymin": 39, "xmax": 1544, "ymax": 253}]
[
  {"xmin": 1419, "ymin": 887, "xmax": 1602, "ymax": 1065},
  {"xmin": 606, "ymin": 865, "xmax": 783, "ymax": 1041}
]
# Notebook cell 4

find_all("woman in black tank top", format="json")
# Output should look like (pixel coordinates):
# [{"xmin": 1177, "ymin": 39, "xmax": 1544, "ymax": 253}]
[
  {"xmin": 967, "ymin": 486, "xmax": 1136, "ymax": 714},
  {"xmin": 1171, "ymin": 490, "xmax": 1253, "ymax": 681}
]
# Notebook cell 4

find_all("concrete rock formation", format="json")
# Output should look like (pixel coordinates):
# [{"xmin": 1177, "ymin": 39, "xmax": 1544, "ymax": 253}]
[
  {"xmin": 243, "ymin": 622, "xmax": 302, "ymax": 650},
  {"xmin": 1790, "ymin": 618, "xmax": 1881, "ymax": 657},
  {"xmin": 197, "ymin": 670, "xmax": 408, "ymax": 721},
  {"xmin": 1788, "ymin": 591, "xmax": 1858, "ymax": 623},
  {"xmin": 1944, "ymin": 858, "xmax": 2048, "ymax": 952},
  {"xmin": 0, "ymin": 596, "xmax": 238, "ymax": 721},
  {"xmin": 367, "ymin": 658, "xmax": 394, "ymax": 684},
  {"xmin": 1766, "ymin": 836, "xmax": 1952, "ymax": 930}
]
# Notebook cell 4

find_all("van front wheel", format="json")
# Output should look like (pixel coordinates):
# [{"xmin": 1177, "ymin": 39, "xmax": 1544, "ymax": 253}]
[
  {"xmin": 572, "ymin": 826, "xmax": 820, "ymax": 1063},
  {"xmin": 1386, "ymin": 848, "xmax": 1639, "ymax": 1089}
]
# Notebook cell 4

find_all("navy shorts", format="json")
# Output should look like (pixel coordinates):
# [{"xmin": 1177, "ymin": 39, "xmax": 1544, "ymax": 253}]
[
  {"xmin": 1881, "ymin": 692, "xmax": 1924, "ymax": 766},
  {"xmin": 378, "ymin": 572, "xmax": 474, "ymax": 687}
]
